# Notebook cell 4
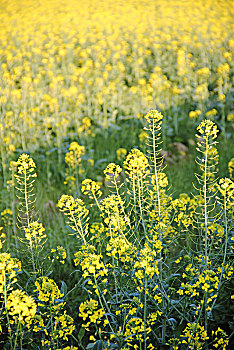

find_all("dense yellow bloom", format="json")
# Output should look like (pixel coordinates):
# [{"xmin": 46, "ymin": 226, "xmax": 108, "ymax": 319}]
[
  {"xmin": 124, "ymin": 317, "xmax": 148, "ymax": 345},
  {"xmin": 151, "ymin": 173, "xmax": 168, "ymax": 188},
  {"xmin": 1, "ymin": 208, "xmax": 13, "ymax": 226},
  {"xmin": 24, "ymin": 221, "xmax": 47, "ymax": 246},
  {"xmin": 6, "ymin": 289, "xmax": 37, "ymax": 325},
  {"xmin": 205, "ymin": 109, "xmax": 217, "ymax": 117},
  {"xmin": 189, "ymin": 110, "xmax": 202, "ymax": 119},
  {"xmin": 0, "ymin": 0, "xmax": 232, "ymax": 156},
  {"xmin": 79, "ymin": 298, "xmax": 104, "ymax": 327},
  {"xmin": 65, "ymin": 142, "xmax": 85, "ymax": 168},
  {"xmin": 57, "ymin": 195, "xmax": 88, "ymax": 217},
  {"xmin": 57, "ymin": 194, "xmax": 89, "ymax": 242},
  {"xmin": 124, "ymin": 149, "xmax": 149, "ymax": 178},
  {"xmin": 51, "ymin": 311, "xmax": 75, "ymax": 341},
  {"xmin": 75, "ymin": 248, "xmax": 108, "ymax": 280},
  {"xmin": 100, "ymin": 194, "xmax": 130, "ymax": 232},
  {"xmin": 81, "ymin": 178, "xmax": 102, "ymax": 199},
  {"xmin": 34, "ymin": 276, "xmax": 64, "ymax": 305},
  {"xmin": 106, "ymin": 236, "xmax": 135, "ymax": 262},
  {"xmin": 144, "ymin": 110, "xmax": 163, "ymax": 125},
  {"xmin": 216, "ymin": 178, "xmax": 234, "ymax": 198},
  {"xmin": 0, "ymin": 253, "xmax": 21, "ymax": 293},
  {"xmin": 16, "ymin": 154, "xmax": 37, "ymax": 175},
  {"xmin": 134, "ymin": 244, "xmax": 159, "ymax": 282},
  {"xmin": 104, "ymin": 163, "xmax": 122, "ymax": 180},
  {"xmin": 181, "ymin": 323, "xmax": 209, "ymax": 349},
  {"xmin": 196, "ymin": 120, "xmax": 218, "ymax": 140},
  {"xmin": 211, "ymin": 328, "xmax": 229, "ymax": 350}
]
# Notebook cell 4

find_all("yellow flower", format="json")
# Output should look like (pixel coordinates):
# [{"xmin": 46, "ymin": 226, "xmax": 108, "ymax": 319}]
[
  {"xmin": 0, "ymin": 253, "xmax": 21, "ymax": 293},
  {"xmin": 228, "ymin": 158, "xmax": 234, "ymax": 179},
  {"xmin": 116, "ymin": 148, "xmax": 127, "ymax": 161},
  {"xmin": 81, "ymin": 178, "xmax": 102, "ymax": 199},
  {"xmin": 79, "ymin": 298, "xmax": 104, "ymax": 324},
  {"xmin": 34, "ymin": 276, "xmax": 64, "ymax": 306},
  {"xmin": 6, "ymin": 289, "xmax": 37, "ymax": 325},
  {"xmin": 144, "ymin": 110, "xmax": 163, "ymax": 125},
  {"xmin": 104, "ymin": 163, "xmax": 122, "ymax": 180},
  {"xmin": 65, "ymin": 142, "xmax": 85, "ymax": 168},
  {"xmin": 196, "ymin": 120, "xmax": 218, "ymax": 140},
  {"xmin": 16, "ymin": 154, "xmax": 36, "ymax": 175},
  {"xmin": 124, "ymin": 149, "xmax": 149, "ymax": 179},
  {"xmin": 24, "ymin": 221, "xmax": 47, "ymax": 246},
  {"xmin": 216, "ymin": 178, "xmax": 234, "ymax": 198}
]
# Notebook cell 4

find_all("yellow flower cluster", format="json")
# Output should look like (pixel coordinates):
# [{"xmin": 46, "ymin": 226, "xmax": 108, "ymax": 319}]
[
  {"xmin": 0, "ymin": 227, "xmax": 5, "ymax": 249},
  {"xmin": 6, "ymin": 289, "xmax": 37, "ymax": 325},
  {"xmin": 50, "ymin": 311, "xmax": 75, "ymax": 341},
  {"xmin": 211, "ymin": 328, "xmax": 229, "ymax": 350},
  {"xmin": 74, "ymin": 245, "xmax": 108, "ymax": 292},
  {"xmin": 49, "ymin": 245, "xmax": 67, "ymax": 264},
  {"xmin": 1, "ymin": 208, "xmax": 13, "ymax": 226},
  {"xmin": 65, "ymin": 142, "xmax": 85, "ymax": 168},
  {"xmin": 34, "ymin": 276, "xmax": 64, "ymax": 306},
  {"xmin": 0, "ymin": 0, "xmax": 232, "ymax": 156},
  {"xmin": 81, "ymin": 179, "xmax": 102, "ymax": 199},
  {"xmin": 0, "ymin": 253, "xmax": 21, "ymax": 293},
  {"xmin": 228, "ymin": 158, "xmax": 234, "ymax": 179},
  {"xmin": 24, "ymin": 221, "xmax": 47, "ymax": 246},
  {"xmin": 178, "ymin": 262, "xmax": 233, "ymax": 308},
  {"xmin": 116, "ymin": 148, "xmax": 127, "ymax": 161},
  {"xmin": 106, "ymin": 236, "xmax": 135, "ymax": 263},
  {"xmin": 124, "ymin": 317, "xmax": 148, "ymax": 346},
  {"xmin": 189, "ymin": 109, "xmax": 202, "ymax": 119},
  {"xmin": 144, "ymin": 110, "xmax": 163, "ymax": 128},
  {"xmin": 216, "ymin": 178, "xmax": 234, "ymax": 198},
  {"xmin": 124, "ymin": 149, "xmax": 149, "ymax": 179},
  {"xmin": 181, "ymin": 323, "xmax": 209, "ymax": 349},
  {"xmin": 151, "ymin": 173, "xmax": 168, "ymax": 188},
  {"xmin": 171, "ymin": 193, "xmax": 194, "ymax": 228},
  {"xmin": 57, "ymin": 195, "xmax": 89, "ymax": 218},
  {"xmin": 134, "ymin": 245, "xmax": 159, "ymax": 284},
  {"xmin": 15, "ymin": 154, "xmax": 36, "ymax": 175},
  {"xmin": 104, "ymin": 163, "xmax": 122, "ymax": 180},
  {"xmin": 196, "ymin": 120, "xmax": 218, "ymax": 140},
  {"xmin": 79, "ymin": 298, "xmax": 104, "ymax": 327},
  {"xmin": 100, "ymin": 194, "xmax": 130, "ymax": 233},
  {"xmin": 57, "ymin": 195, "xmax": 89, "ymax": 242}
]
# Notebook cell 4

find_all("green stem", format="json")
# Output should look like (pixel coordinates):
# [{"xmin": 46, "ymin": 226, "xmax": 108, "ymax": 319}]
[
  {"xmin": 13, "ymin": 322, "xmax": 20, "ymax": 350},
  {"xmin": 203, "ymin": 139, "xmax": 208, "ymax": 340},
  {"xmin": 93, "ymin": 274, "xmax": 115, "ymax": 334},
  {"xmin": 3, "ymin": 273, "xmax": 14, "ymax": 349},
  {"xmin": 208, "ymin": 193, "xmax": 228, "ymax": 318},
  {"xmin": 144, "ymin": 276, "xmax": 147, "ymax": 350}
]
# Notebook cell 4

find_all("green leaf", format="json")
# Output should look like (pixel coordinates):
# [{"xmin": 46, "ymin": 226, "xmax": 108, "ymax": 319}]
[{"xmin": 78, "ymin": 326, "xmax": 85, "ymax": 342}]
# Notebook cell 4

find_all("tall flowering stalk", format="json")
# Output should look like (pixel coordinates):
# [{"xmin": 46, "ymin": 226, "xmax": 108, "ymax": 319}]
[
  {"xmin": 195, "ymin": 120, "xmax": 218, "ymax": 267},
  {"xmin": 194, "ymin": 120, "xmax": 219, "ymax": 340},
  {"xmin": 14, "ymin": 154, "xmax": 47, "ymax": 276},
  {"xmin": 144, "ymin": 111, "xmax": 165, "ymax": 253},
  {"xmin": 15, "ymin": 154, "xmax": 39, "ymax": 273},
  {"xmin": 144, "ymin": 110, "xmax": 168, "ymax": 344},
  {"xmin": 15, "ymin": 154, "xmax": 37, "ymax": 230}
]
